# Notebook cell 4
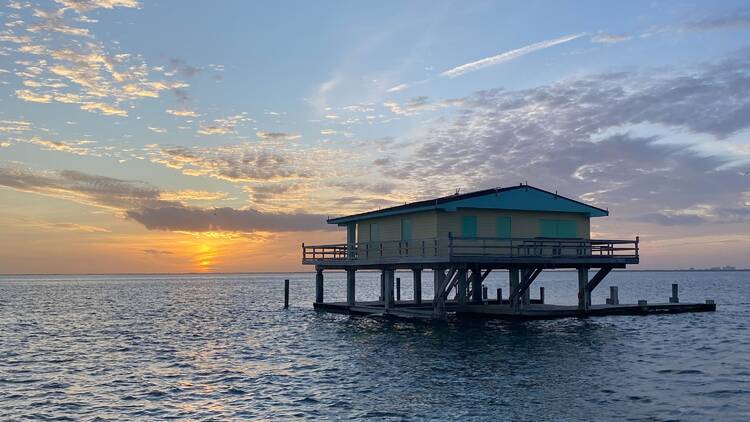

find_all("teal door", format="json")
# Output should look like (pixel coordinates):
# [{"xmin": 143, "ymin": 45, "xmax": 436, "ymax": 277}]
[
  {"xmin": 496, "ymin": 216, "xmax": 511, "ymax": 237},
  {"xmin": 461, "ymin": 216, "xmax": 477, "ymax": 237},
  {"xmin": 369, "ymin": 223, "xmax": 379, "ymax": 242},
  {"xmin": 400, "ymin": 218, "xmax": 412, "ymax": 241}
]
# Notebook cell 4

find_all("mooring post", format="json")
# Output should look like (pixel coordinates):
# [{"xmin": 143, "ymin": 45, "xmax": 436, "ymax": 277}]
[
  {"xmin": 497, "ymin": 288, "xmax": 502, "ymax": 303},
  {"xmin": 384, "ymin": 269, "xmax": 395, "ymax": 311},
  {"xmin": 483, "ymin": 285, "xmax": 488, "ymax": 300},
  {"xmin": 315, "ymin": 268, "xmax": 324, "ymax": 304},
  {"xmin": 609, "ymin": 286, "xmax": 619, "ymax": 305},
  {"xmin": 577, "ymin": 267, "xmax": 590, "ymax": 312},
  {"xmin": 284, "ymin": 279, "xmax": 289, "ymax": 308},
  {"xmin": 396, "ymin": 277, "xmax": 401, "ymax": 302},
  {"xmin": 670, "ymin": 283, "xmax": 679, "ymax": 303},
  {"xmin": 412, "ymin": 269, "xmax": 422, "ymax": 305},
  {"xmin": 346, "ymin": 269, "xmax": 356, "ymax": 306},
  {"xmin": 539, "ymin": 286, "xmax": 545, "ymax": 304}
]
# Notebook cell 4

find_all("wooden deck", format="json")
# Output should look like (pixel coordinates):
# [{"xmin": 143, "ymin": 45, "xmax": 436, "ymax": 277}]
[{"xmin": 313, "ymin": 299, "xmax": 716, "ymax": 321}]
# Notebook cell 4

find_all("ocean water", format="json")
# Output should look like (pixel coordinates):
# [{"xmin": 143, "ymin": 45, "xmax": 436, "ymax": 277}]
[{"xmin": 1, "ymin": 270, "xmax": 749, "ymax": 421}]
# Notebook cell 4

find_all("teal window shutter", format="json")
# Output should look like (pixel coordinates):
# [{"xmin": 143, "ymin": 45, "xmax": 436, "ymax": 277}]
[
  {"xmin": 540, "ymin": 219, "xmax": 557, "ymax": 237},
  {"xmin": 401, "ymin": 218, "xmax": 412, "ymax": 241},
  {"xmin": 370, "ymin": 223, "xmax": 379, "ymax": 241},
  {"xmin": 539, "ymin": 219, "xmax": 577, "ymax": 237},
  {"xmin": 496, "ymin": 216, "xmax": 511, "ymax": 237},
  {"xmin": 461, "ymin": 216, "xmax": 477, "ymax": 237},
  {"xmin": 557, "ymin": 220, "xmax": 577, "ymax": 238}
]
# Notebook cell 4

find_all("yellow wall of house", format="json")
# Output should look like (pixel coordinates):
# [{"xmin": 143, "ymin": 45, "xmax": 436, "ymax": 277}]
[
  {"xmin": 356, "ymin": 210, "xmax": 438, "ymax": 242},
  {"xmin": 354, "ymin": 208, "xmax": 590, "ymax": 241},
  {"xmin": 437, "ymin": 209, "xmax": 590, "ymax": 239}
]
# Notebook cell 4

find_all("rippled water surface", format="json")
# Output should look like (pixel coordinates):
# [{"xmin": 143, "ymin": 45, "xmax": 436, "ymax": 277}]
[{"xmin": 1, "ymin": 271, "xmax": 749, "ymax": 421}]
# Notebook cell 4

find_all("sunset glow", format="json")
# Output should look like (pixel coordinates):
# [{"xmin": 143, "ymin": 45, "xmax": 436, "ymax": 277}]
[{"xmin": 1, "ymin": 1, "xmax": 749, "ymax": 273}]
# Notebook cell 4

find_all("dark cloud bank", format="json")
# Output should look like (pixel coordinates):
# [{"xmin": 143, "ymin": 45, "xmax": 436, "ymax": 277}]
[{"xmin": 0, "ymin": 166, "xmax": 330, "ymax": 233}]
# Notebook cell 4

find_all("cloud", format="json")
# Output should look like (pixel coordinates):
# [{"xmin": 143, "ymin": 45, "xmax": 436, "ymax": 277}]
[
  {"xmin": 591, "ymin": 33, "xmax": 631, "ymax": 44},
  {"xmin": 7, "ymin": 2, "xmax": 187, "ymax": 117},
  {"xmin": 381, "ymin": 49, "xmax": 750, "ymax": 226},
  {"xmin": 166, "ymin": 108, "xmax": 199, "ymax": 117},
  {"xmin": 145, "ymin": 144, "xmax": 313, "ymax": 183},
  {"xmin": 386, "ymin": 83, "xmax": 410, "ymax": 93},
  {"xmin": 256, "ymin": 131, "xmax": 301, "ymax": 141},
  {"xmin": 197, "ymin": 113, "xmax": 251, "ymax": 136},
  {"xmin": 126, "ymin": 206, "xmax": 329, "ymax": 233},
  {"xmin": 440, "ymin": 33, "xmax": 584, "ymax": 78},
  {"xmin": 384, "ymin": 96, "xmax": 462, "ymax": 116},
  {"xmin": 142, "ymin": 249, "xmax": 173, "ymax": 255},
  {"xmin": 53, "ymin": 0, "xmax": 140, "ymax": 13},
  {"xmin": 148, "ymin": 126, "xmax": 167, "ymax": 134},
  {"xmin": 160, "ymin": 189, "xmax": 228, "ymax": 201},
  {"xmin": 0, "ymin": 164, "xmax": 332, "ymax": 233},
  {"xmin": 683, "ymin": 8, "xmax": 750, "ymax": 32}
]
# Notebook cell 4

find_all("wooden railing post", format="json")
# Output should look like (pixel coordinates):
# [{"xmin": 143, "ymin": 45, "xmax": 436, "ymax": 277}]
[{"xmin": 635, "ymin": 236, "xmax": 639, "ymax": 258}]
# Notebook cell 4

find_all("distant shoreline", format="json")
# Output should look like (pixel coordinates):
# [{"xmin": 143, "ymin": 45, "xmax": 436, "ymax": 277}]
[{"xmin": 1, "ymin": 269, "xmax": 748, "ymax": 276}]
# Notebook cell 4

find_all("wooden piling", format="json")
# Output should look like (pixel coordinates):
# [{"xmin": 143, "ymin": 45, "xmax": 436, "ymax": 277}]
[
  {"xmin": 670, "ymin": 283, "xmax": 679, "ymax": 303},
  {"xmin": 609, "ymin": 286, "xmax": 619, "ymax": 305},
  {"xmin": 284, "ymin": 279, "xmax": 289, "ymax": 308},
  {"xmin": 483, "ymin": 285, "xmax": 488, "ymax": 300},
  {"xmin": 396, "ymin": 277, "xmax": 401, "ymax": 302},
  {"xmin": 346, "ymin": 269, "xmax": 356, "ymax": 306},
  {"xmin": 497, "ymin": 288, "xmax": 502, "ymax": 302},
  {"xmin": 413, "ymin": 269, "xmax": 422, "ymax": 305},
  {"xmin": 315, "ymin": 269, "xmax": 324, "ymax": 304},
  {"xmin": 539, "ymin": 286, "xmax": 545, "ymax": 304}
]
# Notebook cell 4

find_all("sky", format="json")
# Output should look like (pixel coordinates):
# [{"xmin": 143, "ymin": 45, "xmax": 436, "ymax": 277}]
[{"xmin": 1, "ymin": 0, "xmax": 749, "ymax": 273}]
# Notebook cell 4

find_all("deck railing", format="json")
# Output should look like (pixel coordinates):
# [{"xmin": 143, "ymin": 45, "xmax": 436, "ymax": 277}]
[{"xmin": 302, "ymin": 236, "xmax": 639, "ymax": 263}]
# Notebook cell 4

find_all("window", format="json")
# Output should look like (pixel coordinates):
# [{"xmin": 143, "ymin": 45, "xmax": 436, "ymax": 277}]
[
  {"xmin": 400, "ymin": 218, "xmax": 412, "ymax": 241},
  {"xmin": 369, "ymin": 223, "xmax": 379, "ymax": 242},
  {"xmin": 461, "ymin": 215, "xmax": 477, "ymax": 237},
  {"xmin": 496, "ymin": 216, "xmax": 511, "ymax": 237},
  {"xmin": 539, "ymin": 219, "xmax": 577, "ymax": 238}
]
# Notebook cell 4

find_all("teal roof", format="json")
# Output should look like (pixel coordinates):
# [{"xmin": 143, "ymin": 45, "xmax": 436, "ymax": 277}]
[{"xmin": 328, "ymin": 185, "xmax": 608, "ymax": 225}]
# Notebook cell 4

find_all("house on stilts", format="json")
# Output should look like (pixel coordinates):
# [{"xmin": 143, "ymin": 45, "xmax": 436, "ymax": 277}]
[{"xmin": 302, "ymin": 184, "xmax": 715, "ymax": 320}]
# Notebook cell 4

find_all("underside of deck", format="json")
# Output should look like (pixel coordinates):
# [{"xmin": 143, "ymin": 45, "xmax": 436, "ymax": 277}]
[{"xmin": 314, "ymin": 299, "xmax": 717, "ymax": 321}]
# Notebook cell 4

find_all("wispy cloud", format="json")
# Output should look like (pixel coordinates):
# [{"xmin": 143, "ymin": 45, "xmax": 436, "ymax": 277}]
[
  {"xmin": 440, "ymin": 33, "xmax": 584, "ymax": 78},
  {"xmin": 591, "ymin": 33, "xmax": 632, "ymax": 44},
  {"xmin": 256, "ymin": 131, "xmax": 301, "ymax": 141}
]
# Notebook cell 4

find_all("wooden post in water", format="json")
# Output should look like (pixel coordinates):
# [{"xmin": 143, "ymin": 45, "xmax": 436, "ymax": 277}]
[
  {"xmin": 457, "ymin": 269, "xmax": 468, "ymax": 305},
  {"xmin": 315, "ymin": 269, "xmax": 324, "ymax": 304},
  {"xmin": 396, "ymin": 277, "xmax": 401, "ymax": 302},
  {"xmin": 412, "ymin": 269, "xmax": 422, "ymax": 305},
  {"xmin": 509, "ymin": 269, "xmax": 520, "ymax": 311},
  {"xmin": 346, "ymin": 269, "xmax": 356, "ymax": 306},
  {"xmin": 670, "ymin": 283, "xmax": 679, "ymax": 303},
  {"xmin": 609, "ymin": 286, "xmax": 619, "ymax": 305},
  {"xmin": 539, "ymin": 286, "xmax": 545, "ymax": 304},
  {"xmin": 379, "ymin": 271, "xmax": 385, "ymax": 302},
  {"xmin": 384, "ymin": 269, "xmax": 395, "ymax": 311},
  {"xmin": 497, "ymin": 288, "xmax": 502, "ymax": 303},
  {"xmin": 577, "ymin": 267, "xmax": 590, "ymax": 312},
  {"xmin": 482, "ymin": 285, "xmax": 488, "ymax": 300},
  {"xmin": 284, "ymin": 279, "xmax": 289, "ymax": 308}
]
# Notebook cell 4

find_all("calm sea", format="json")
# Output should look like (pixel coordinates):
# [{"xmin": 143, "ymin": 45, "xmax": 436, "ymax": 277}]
[{"xmin": 1, "ymin": 271, "xmax": 748, "ymax": 421}]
